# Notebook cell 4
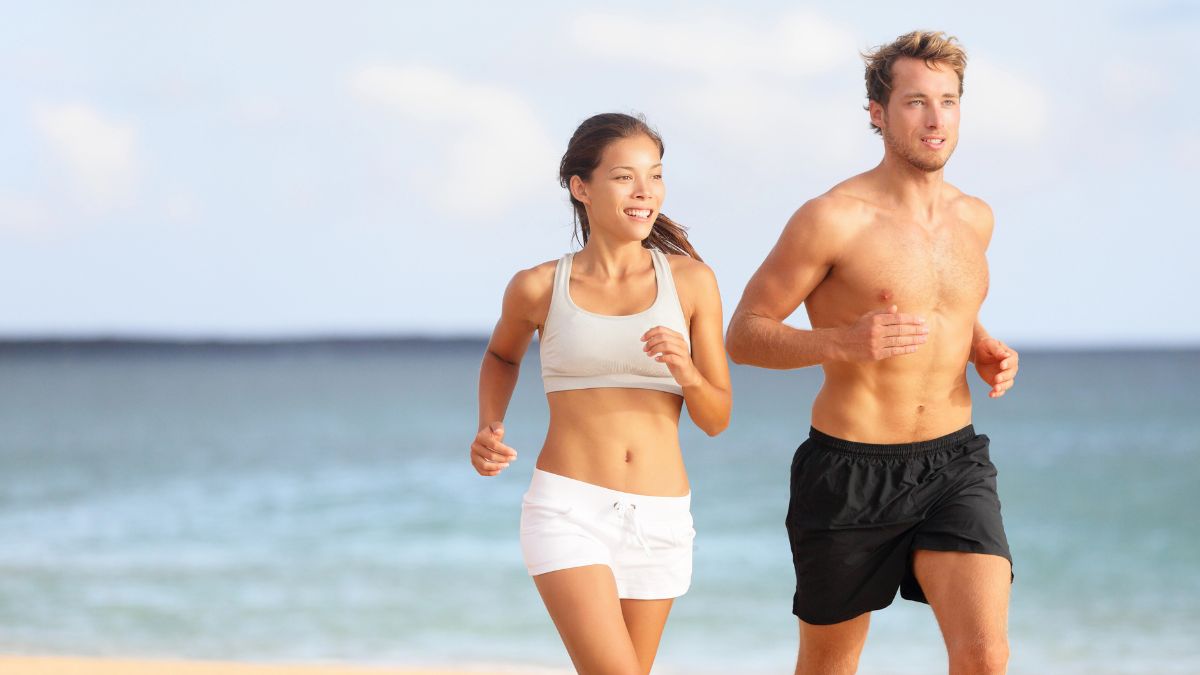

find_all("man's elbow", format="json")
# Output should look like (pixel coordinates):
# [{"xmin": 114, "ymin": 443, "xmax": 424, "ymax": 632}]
[
  {"xmin": 720, "ymin": 314, "xmax": 758, "ymax": 365},
  {"xmin": 725, "ymin": 317, "xmax": 750, "ymax": 364},
  {"xmin": 725, "ymin": 338, "xmax": 744, "ymax": 365}
]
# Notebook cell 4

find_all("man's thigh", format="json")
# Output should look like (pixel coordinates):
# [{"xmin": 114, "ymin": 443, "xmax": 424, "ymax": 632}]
[
  {"xmin": 912, "ymin": 549, "xmax": 1011, "ymax": 649},
  {"xmin": 796, "ymin": 613, "xmax": 871, "ymax": 675}
]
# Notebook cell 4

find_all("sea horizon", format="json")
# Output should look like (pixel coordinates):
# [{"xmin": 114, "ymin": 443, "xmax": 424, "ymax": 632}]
[{"xmin": 0, "ymin": 334, "xmax": 1196, "ymax": 353}]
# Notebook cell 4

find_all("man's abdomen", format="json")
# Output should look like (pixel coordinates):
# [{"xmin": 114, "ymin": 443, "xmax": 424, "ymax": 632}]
[{"xmin": 811, "ymin": 325, "xmax": 975, "ymax": 444}]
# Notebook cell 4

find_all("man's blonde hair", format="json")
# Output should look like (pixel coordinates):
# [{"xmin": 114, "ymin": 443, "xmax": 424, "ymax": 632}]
[{"xmin": 863, "ymin": 31, "xmax": 967, "ymax": 135}]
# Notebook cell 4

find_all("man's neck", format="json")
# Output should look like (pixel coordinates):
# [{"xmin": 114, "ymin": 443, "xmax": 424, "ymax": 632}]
[{"xmin": 874, "ymin": 151, "xmax": 946, "ymax": 223}]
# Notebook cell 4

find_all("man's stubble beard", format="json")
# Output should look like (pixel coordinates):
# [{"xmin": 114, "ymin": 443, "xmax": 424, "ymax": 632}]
[{"xmin": 882, "ymin": 124, "xmax": 954, "ymax": 173}]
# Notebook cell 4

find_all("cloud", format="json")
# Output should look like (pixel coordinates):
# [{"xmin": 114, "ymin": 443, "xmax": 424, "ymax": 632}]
[
  {"xmin": 163, "ymin": 187, "xmax": 201, "ymax": 224},
  {"xmin": 0, "ymin": 191, "xmax": 54, "ymax": 233},
  {"xmin": 229, "ymin": 96, "xmax": 284, "ymax": 126},
  {"xmin": 571, "ymin": 9, "xmax": 858, "ymax": 79},
  {"xmin": 350, "ymin": 64, "xmax": 559, "ymax": 217},
  {"xmin": 568, "ymin": 9, "xmax": 871, "ymax": 166},
  {"xmin": 1174, "ymin": 130, "xmax": 1200, "ymax": 170},
  {"xmin": 1100, "ymin": 58, "xmax": 1170, "ymax": 104},
  {"xmin": 672, "ymin": 75, "xmax": 872, "ymax": 169},
  {"xmin": 572, "ymin": 10, "xmax": 1052, "ymax": 157},
  {"xmin": 960, "ymin": 58, "xmax": 1049, "ymax": 144},
  {"xmin": 32, "ymin": 103, "xmax": 140, "ymax": 211}
]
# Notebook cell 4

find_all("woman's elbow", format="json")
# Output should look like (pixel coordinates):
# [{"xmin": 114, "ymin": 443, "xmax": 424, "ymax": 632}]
[
  {"xmin": 699, "ymin": 405, "xmax": 732, "ymax": 437},
  {"xmin": 702, "ymin": 419, "xmax": 730, "ymax": 437}
]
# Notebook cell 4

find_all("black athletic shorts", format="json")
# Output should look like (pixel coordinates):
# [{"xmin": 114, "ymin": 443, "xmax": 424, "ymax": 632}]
[{"xmin": 786, "ymin": 424, "xmax": 1012, "ymax": 625}]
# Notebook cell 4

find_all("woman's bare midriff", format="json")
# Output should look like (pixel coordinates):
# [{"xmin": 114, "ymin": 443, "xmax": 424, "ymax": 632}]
[{"xmin": 537, "ymin": 388, "xmax": 689, "ymax": 497}]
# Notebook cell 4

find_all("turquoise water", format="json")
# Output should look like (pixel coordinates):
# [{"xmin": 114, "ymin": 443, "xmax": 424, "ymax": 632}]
[{"xmin": 0, "ymin": 342, "xmax": 1197, "ymax": 673}]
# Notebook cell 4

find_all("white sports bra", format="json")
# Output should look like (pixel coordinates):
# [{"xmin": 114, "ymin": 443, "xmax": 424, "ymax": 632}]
[{"xmin": 540, "ymin": 248, "xmax": 691, "ymax": 396}]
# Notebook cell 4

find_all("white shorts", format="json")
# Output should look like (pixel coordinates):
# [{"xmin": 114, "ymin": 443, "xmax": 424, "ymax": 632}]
[{"xmin": 519, "ymin": 469, "xmax": 695, "ymax": 600}]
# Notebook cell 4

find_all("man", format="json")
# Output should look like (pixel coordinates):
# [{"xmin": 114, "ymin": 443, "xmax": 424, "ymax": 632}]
[{"xmin": 726, "ymin": 31, "xmax": 1019, "ymax": 675}]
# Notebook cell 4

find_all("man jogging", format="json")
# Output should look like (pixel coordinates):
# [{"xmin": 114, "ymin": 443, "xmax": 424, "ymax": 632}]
[{"xmin": 727, "ymin": 31, "xmax": 1019, "ymax": 675}]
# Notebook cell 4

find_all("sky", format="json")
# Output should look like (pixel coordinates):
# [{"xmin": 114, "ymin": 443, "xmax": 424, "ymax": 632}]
[{"xmin": 1, "ymin": 1, "xmax": 1197, "ymax": 347}]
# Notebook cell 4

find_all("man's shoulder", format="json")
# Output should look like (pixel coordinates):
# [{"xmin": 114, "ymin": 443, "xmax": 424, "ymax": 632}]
[
  {"xmin": 788, "ymin": 182, "xmax": 875, "ymax": 234},
  {"xmin": 943, "ymin": 184, "xmax": 995, "ymax": 241},
  {"xmin": 944, "ymin": 184, "xmax": 993, "ymax": 223},
  {"xmin": 769, "ymin": 190, "xmax": 868, "ymax": 264}
]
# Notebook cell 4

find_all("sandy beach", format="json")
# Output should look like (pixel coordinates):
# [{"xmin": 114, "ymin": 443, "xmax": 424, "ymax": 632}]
[{"xmin": 0, "ymin": 656, "xmax": 559, "ymax": 675}]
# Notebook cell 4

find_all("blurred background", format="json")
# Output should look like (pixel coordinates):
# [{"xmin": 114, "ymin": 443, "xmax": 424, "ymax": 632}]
[{"xmin": 1, "ymin": 1, "xmax": 1197, "ymax": 673}]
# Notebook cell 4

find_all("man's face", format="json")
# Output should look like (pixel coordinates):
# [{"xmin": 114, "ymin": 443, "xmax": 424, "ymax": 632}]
[{"xmin": 873, "ymin": 57, "xmax": 961, "ymax": 172}]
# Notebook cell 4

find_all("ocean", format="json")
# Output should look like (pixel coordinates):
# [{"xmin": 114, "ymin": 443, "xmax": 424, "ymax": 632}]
[{"xmin": 0, "ymin": 341, "xmax": 1197, "ymax": 674}]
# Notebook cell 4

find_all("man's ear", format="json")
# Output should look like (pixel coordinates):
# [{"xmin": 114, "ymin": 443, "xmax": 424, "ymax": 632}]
[{"xmin": 869, "ymin": 100, "xmax": 886, "ymax": 133}]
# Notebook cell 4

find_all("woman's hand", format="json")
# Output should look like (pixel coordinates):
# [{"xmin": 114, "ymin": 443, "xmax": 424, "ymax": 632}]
[
  {"xmin": 471, "ymin": 422, "xmax": 517, "ymax": 477},
  {"xmin": 642, "ymin": 326, "xmax": 701, "ymax": 388}
]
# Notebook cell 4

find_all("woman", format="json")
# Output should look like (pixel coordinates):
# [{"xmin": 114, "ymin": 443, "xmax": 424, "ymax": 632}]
[{"xmin": 469, "ymin": 112, "xmax": 731, "ymax": 674}]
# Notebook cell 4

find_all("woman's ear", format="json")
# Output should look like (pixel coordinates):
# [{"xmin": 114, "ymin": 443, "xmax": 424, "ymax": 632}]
[{"xmin": 569, "ymin": 175, "xmax": 590, "ymax": 206}]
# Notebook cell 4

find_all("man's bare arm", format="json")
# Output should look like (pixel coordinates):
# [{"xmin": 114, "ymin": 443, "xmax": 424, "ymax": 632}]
[
  {"xmin": 727, "ymin": 197, "xmax": 929, "ymax": 370},
  {"xmin": 726, "ymin": 200, "xmax": 842, "ymax": 369},
  {"xmin": 962, "ymin": 196, "xmax": 1016, "ymax": 397}
]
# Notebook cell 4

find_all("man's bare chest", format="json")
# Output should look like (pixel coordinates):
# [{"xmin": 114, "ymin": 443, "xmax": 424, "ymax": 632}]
[{"xmin": 830, "ymin": 224, "xmax": 989, "ymax": 311}]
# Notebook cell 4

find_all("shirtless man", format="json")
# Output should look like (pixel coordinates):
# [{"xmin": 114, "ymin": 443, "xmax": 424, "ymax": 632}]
[{"xmin": 726, "ymin": 32, "xmax": 1019, "ymax": 675}]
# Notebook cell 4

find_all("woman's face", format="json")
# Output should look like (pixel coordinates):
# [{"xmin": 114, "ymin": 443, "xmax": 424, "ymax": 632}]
[{"xmin": 571, "ymin": 133, "xmax": 664, "ymax": 243}]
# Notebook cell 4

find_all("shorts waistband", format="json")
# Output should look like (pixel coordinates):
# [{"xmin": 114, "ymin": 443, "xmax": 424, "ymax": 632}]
[
  {"xmin": 528, "ymin": 469, "xmax": 691, "ymax": 515},
  {"xmin": 807, "ymin": 424, "xmax": 977, "ymax": 457}
]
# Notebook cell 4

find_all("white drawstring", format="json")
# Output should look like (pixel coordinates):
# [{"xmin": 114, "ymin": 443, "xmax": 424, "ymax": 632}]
[{"xmin": 612, "ymin": 500, "xmax": 652, "ymax": 556}]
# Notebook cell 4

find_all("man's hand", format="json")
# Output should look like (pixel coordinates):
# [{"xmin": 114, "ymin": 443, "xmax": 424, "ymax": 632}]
[
  {"xmin": 836, "ymin": 305, "xmax": 929, "ymax": 361},
  {"xmin": 974, "ymin": 338, "xmax": 1019, "ymax": 398}
]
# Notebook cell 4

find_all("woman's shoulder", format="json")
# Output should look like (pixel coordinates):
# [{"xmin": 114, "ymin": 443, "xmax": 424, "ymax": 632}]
[
  {"xmin": 661, "ymin": 251, "xmax": 717, "ymax": 289},
  {"xmin": 504, "ymin": 258, "xmax": 559, "ymax": 306}
]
